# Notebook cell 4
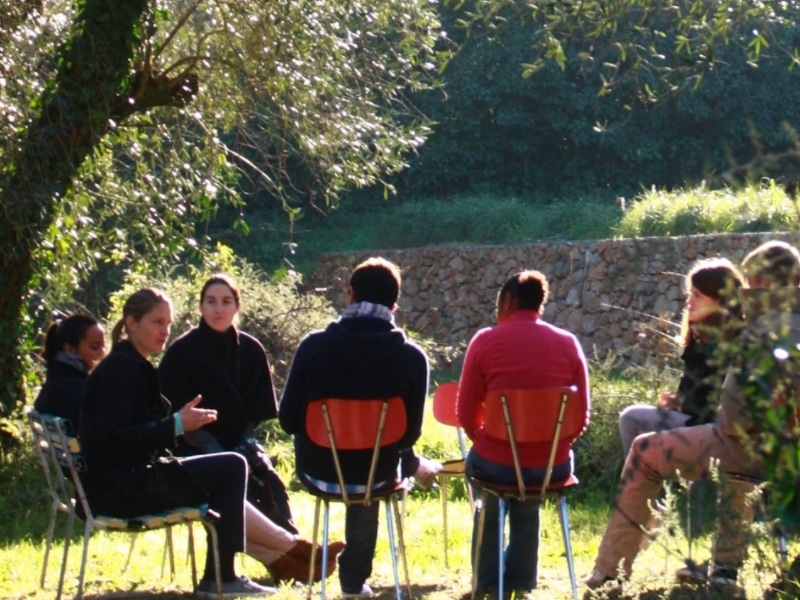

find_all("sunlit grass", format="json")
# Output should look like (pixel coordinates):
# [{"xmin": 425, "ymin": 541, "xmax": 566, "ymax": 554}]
[
  {"xmin": 615, "ymin": 181, "xmax": 800, "ymax": 238},
  {"xmin": 1, "ymin": 489, "xmax": 794, "ymax": 599}
]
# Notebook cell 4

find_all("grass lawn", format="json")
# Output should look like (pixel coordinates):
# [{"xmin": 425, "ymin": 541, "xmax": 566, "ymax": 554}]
[{"xmin": 0, "ymin": 488, "xmax": 793, "ymax": 599}]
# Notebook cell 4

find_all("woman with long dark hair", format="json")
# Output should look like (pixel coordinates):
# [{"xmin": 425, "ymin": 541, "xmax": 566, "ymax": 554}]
[
  {"xmin": 619, "ymin": 258, "xmax": 745, "ymax": 456},
  {"xmin": 159, "ymin": 274, "xmax": 342, "ymax": 583}
]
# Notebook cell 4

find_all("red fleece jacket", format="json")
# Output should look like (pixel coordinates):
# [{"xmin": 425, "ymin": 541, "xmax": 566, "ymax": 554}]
[{"xmin": 456, "ymin": 310, "xmax": 590, "ymax": 467}]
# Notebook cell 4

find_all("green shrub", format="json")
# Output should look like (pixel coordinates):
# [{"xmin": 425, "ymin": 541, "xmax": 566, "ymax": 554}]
[
  {"xmin": 572, "ymin": 352, "xmax": 681, "ymax": 501},
  {"xmin": 0, "ymin": 437, "xmax": 51, "ymax": 545},
  {"xmin": 230, "ymin": 194, "xmax": 624, "ymax": 274},
  {"xmin": 615, "ymin": 181, "xmax": 800, "ymax": 237}
]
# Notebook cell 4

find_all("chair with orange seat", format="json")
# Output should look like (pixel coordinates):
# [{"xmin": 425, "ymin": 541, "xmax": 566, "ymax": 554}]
[
  {"xmin": 431, "ymin": 381, "xmax": 474, "ymax": 567},
  {"xmin": 301, "ymin": 397, "xmax": 412, "ymax": 600},
  {"xmin": 470, "ymin": 386, "xmax": 583, "ymax": 600}
]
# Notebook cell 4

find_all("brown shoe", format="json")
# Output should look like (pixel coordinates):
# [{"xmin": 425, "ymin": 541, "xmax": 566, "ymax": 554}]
[
  {"xmin": 268, "ymin": 553, "xmax": 311, "ymax": 585},
  {"xmin": 287, "ymin": 538, "xmax": 315, "ymax": 562}
]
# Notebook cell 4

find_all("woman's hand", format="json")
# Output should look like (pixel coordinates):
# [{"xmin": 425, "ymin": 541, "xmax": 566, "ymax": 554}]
[
  {"xmin": 657, "ymin": 392, "xmax": 681, "ymax": 410},
  {"xmin": 178, "ymin": 395, "xmax": 218, "ymax": 432}
]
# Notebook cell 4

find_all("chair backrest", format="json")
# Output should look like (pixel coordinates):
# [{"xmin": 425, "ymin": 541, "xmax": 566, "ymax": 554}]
[
  {"xmin": 28, "ymin": 409, "xmax": 95, "ymax": 522},
  {"xmin": 305, "ymin": 397, "xmax": 407, "ymax": 504},
  {"xmin": 482, "ymin": 386, "xmax": 581, "ymax": 499},
  {"xmin": 433, "ymin": 382, "xmax": 459, "ymax": 427},
  {"xmin": 28, "ymin": 410, "xmax": 75, "ymax": 518},
  {"xmin": 433, "ymin": 382, "xmax": 471, "ymax": 461}
]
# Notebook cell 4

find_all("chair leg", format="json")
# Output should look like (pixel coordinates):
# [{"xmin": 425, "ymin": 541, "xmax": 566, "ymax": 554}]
[
  {"xmin": 188, "ymin": 522, "xmax": 198, "ymax": 591},
  {"xmin": 55, "ymin": 508, "xmax": 75, "ymax": 600},
  {"xmin": 166, "ymin": 526, "xmax": 176, "ymax": 580},
  {"xmin": 557, "ymin": 495, "xmax": 578, "ymax": 600},
  {"xmin": 471, "ymin": 490, "xmax": 488, "ymax": 600},
  {"xmin": 321, "ymin": 500, "xmax": 331, "ymax": 600},
  {"xmin": 391, "ymin": 494, "xmax": 412, "ymax": 599},
  {"xmin": 497, "ymin": 498, "xmax": 505, "ymax": 600},
  {"xmin": 200, "ymin": 519, "xmax": 223, "ymax": 600},
  {"xmin": 772, "ymin": 521, "xmax": 789, "ymax": 569},
  {"xmin": 400, "ymin": 486, "xmax": 408, "ymax": 530},
  {"xmin": 41, "ymin": 501, "xmax": 59, "ymax": 587},
  {"xmin": 686, "ymin": 481, "xmax": 694, "ymax": 564},
  {"xmin": 441, "ymin": 477, "xmax": 449, "ymax": 568},
  {"xmin": 308, "ymin": 497, "xmax": 323, "ymax": 600},
  {"xmin": 385, "ymin": 499, "xmax": 402, "ymax": 599},
  {"xmin": 76, "ymin": 519, "xmax": 93, "ymax": 600},
  {"xmin": 123, "ymin": 532, "xmax": 138, "ymax": 573}
]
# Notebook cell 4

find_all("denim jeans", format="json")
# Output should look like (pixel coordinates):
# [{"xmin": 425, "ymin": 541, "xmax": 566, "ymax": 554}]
[
  {"xmin": 466, "ymin": 450, "xmax": 572, "ymax": 591},
  {"xmin": 338, "ymin": 502, "xmax": 380, "ymax": 592}
]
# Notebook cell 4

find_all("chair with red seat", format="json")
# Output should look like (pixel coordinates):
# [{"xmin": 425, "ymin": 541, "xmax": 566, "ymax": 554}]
[
  {"xmin": 470, "ymin": 386, "xmax": 583, "ymax": 600},
  {"xmin": 301, "ymin": 397, "xmax": 412, "ymax": 600},
  {"xmin": 431, "ymin": 381, "xmax": 474, "ymax": 567}
]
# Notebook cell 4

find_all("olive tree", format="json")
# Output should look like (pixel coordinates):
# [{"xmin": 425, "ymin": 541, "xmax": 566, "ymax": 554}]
[{"xmin": 0, "ymin": 0, "xmax": 440, "ymax": 438}]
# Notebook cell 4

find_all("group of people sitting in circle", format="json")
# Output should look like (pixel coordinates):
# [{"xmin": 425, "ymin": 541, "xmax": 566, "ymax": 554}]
[{"xmin": 32, "ymin": 239, "xmax": 799, "ymax": 599}]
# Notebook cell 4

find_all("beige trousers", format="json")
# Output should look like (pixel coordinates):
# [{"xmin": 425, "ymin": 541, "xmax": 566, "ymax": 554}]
[{"xmin": 594, "ymin": 424, "xmax": 760, "ymax": 578}]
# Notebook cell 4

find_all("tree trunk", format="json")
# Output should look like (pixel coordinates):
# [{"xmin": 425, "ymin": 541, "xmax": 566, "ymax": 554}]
[{"xmin": 0, "ymin": 0, "xmax": 149, "ymax": 434}]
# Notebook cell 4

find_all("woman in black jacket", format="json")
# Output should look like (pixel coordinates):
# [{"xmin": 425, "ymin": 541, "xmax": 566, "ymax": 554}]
[
  {"xmin": 79, "ymin": 288, "xmax": 294, "ymax": 598},
  {"xmin": 34, "ymin": 313, "xmax": 105, "ymax": 426},
  {"xmin": 619, "ymin": 258, "xmax": 746, "ymax": 457},
  {"xmin": 159, "ymin": 274, "xmax": 342, "ymax": 583}
]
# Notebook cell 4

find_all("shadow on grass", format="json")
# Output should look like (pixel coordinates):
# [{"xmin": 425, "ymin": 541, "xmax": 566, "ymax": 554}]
[{"xmin": 578, "ymin": 583, "xmax": 750, "ymax": 600}]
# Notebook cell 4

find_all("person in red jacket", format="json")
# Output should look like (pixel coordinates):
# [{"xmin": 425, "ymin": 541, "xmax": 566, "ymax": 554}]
[{"xmin": 457, "ymin": 270, "xmax": 590, "ymax": 599}]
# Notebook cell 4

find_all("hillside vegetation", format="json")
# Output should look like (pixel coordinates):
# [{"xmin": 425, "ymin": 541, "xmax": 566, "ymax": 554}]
[{"xmin": 226, "ymin": 181, "xmax": 800, "ymax": 275}]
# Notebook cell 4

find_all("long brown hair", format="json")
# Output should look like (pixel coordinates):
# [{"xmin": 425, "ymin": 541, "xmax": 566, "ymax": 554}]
[
  {"xmin": 679, "ymin": 258, "xmax": 745, "ymax": 347},
  {"xmin": 110, "ymin": 289, "xmax": 171, "ymax": 344}
]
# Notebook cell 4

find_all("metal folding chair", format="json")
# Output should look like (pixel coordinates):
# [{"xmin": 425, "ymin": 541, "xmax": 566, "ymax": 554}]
[
  {"xmin": 300, "ymin": 397, "xmax": 412, "ymax": 600},
  {"xmin": 470, "ymin": 387, "xmax": 583, "ymax": 600},
  {"xmin": 432, "ymin": 381, "xmax": 474, "ymax": 567},
  {"xmin": 28, "ymin": 409, "xmax": 223, "ymax": 599}
]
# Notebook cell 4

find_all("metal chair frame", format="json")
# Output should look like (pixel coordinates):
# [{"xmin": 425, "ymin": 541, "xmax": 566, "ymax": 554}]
[
  {"xmin": 469, "ymin": 387, "xmax": 582, "ymax": 600},
  {"xmin": 432, "ymin": 381, "xmax": 475, "ymax": 567},
  {"xmin": 301, "ymin": 397, "xmax": 412, "ymax": 600},
  {"xmin": 28, "ymin": 409, "xmax": 223, "ymax": 599}
]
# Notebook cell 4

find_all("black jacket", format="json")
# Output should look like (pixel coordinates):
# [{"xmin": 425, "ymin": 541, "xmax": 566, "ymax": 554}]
[
  {"xmin": 34, "ymin": 356, "xmax": 87, "ymax": 427},
  {"xmin": 159, "ymin": 319, "xmax": 278, "ymax": 451},
  {"xmin": 79, "ymin": 341, "xmax": 206, "ymax": 516},
  {"xmin": 279, "ymin": 316, "xmax": 428, "ymax": 485},
  {"xmin": 677, "ymin": 336, "xmax": 721, "ymax": 426}
]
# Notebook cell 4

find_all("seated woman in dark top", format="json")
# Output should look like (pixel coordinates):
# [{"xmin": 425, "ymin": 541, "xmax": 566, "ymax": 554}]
[
  {"xmin": 33, "ymin": 313, "xmax": 105, "ymax": 426},
  {"xmin": 80, "ymin": 288, "xmax": 287, "ymax": 598},
  {"xmin": 619, "ymin": 257, "xmax": 745, "ymax": 457},
  {"xmin": 160, "ymin": 273, "xmax": 342, "ymax": 583}
]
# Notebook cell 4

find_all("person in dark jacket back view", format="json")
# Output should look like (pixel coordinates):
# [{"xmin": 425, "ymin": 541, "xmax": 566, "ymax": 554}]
[{"xmin": 279, "ymin": 257, "xmax": 442, "ymax": 598}]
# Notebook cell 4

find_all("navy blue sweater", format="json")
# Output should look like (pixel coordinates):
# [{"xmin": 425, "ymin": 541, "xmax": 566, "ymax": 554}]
[{"xmin": 279, "ymin": 317, "xmax": 428, "ymax": 485}]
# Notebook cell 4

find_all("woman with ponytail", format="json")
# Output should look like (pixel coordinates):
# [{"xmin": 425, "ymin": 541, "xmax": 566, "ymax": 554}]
[
  {"xmin": 79, "ymin": 288, "xmax": 286, "ymax": 598},
  {"xmin": 33, "ymin": 313, "xmax": 105, "ymax": 425}
]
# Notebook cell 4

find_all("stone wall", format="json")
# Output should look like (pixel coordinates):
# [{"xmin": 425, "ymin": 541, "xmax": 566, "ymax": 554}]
[{"xmin": 308, "ymin": 232, "xmax": 800, "ymax": 366}]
